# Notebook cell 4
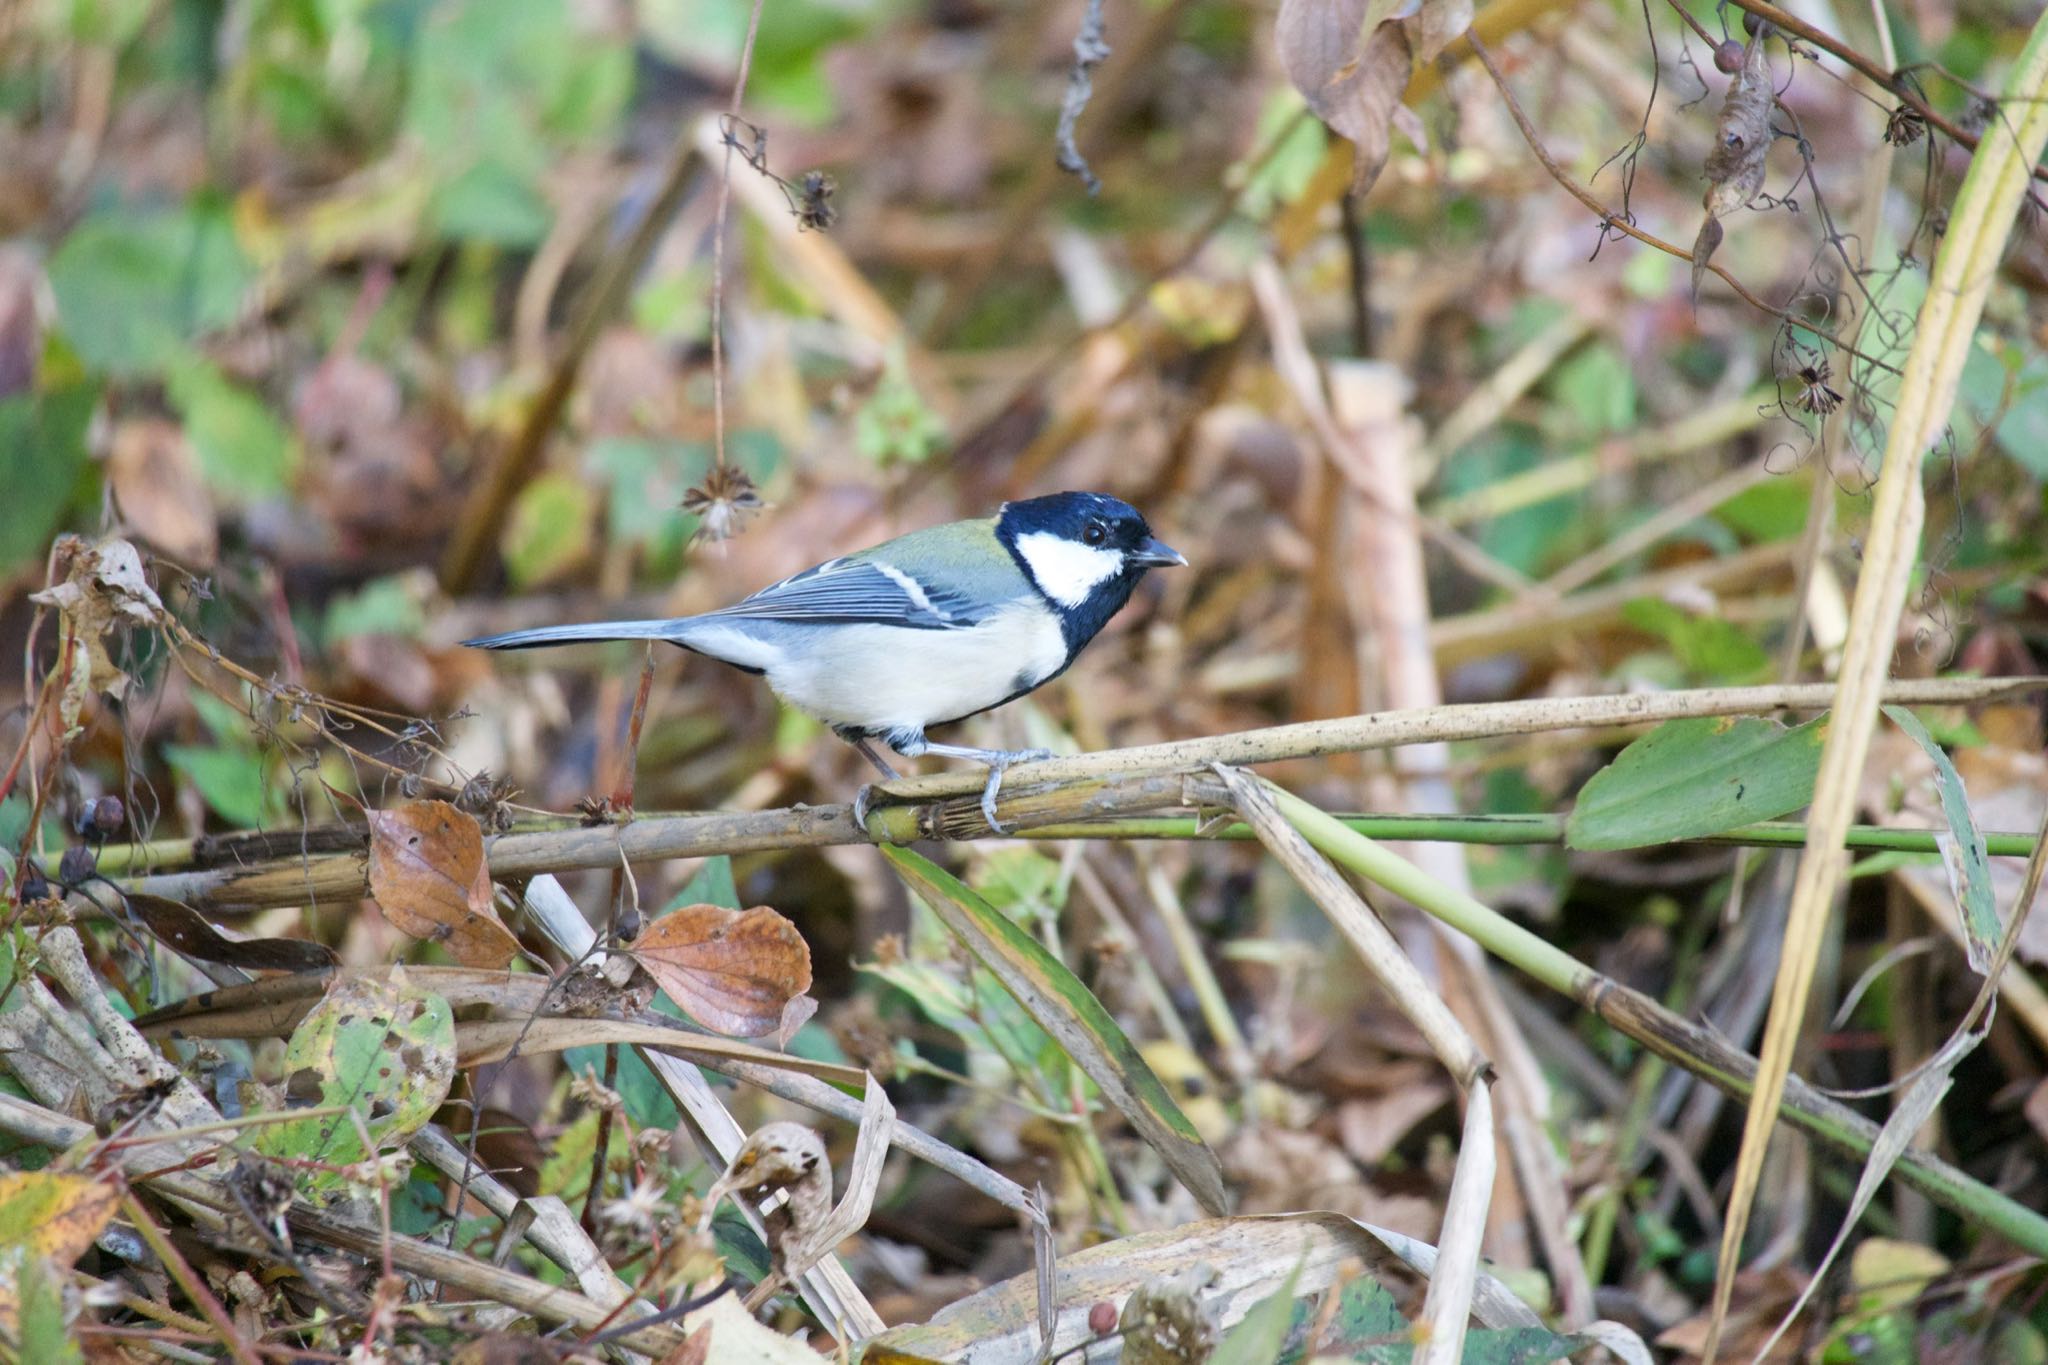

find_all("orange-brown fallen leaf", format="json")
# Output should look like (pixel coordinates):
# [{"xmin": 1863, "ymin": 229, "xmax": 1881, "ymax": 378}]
[
  {"xmin": 628, "ymin": 903, "xmax": 813, "ymax": 1038},
  {"xmin": 366, "ymin": 800, "xmax": 520, "ymax": 968}
]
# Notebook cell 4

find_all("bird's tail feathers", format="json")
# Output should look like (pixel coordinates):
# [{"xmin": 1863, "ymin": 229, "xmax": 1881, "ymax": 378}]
[{"xmin": 462, "ymin": 619, "xmax": 688, "ymax": 651}]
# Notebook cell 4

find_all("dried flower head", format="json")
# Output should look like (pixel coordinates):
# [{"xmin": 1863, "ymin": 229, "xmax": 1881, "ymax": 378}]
[
  {"xmin": 1795, "ymin": 360, "xmax": 1843, "ymax": 415},
  {"xmin": 455, "ymin": 770, "xmax": 521, "ymax": 833},
  {"xmin": 681, "ymin": 464, "xmax": 764, "ymax": 545},
  {"xmin": 575, "ymin": 794, "xmax": 621, "ymax": 826},
  {"xmin": 795, "ymin": 171, "xmax": 838, "ymax": 231},
  {"xmin": 600, "ymin": 1176, "xmax": 671, "ymax": 1237},
  {"xmin": 1884, "ymin": 104, "xmax": 1926, "ymax": 146},
  {"xmin": 569, "ymin": 1070, "xmax": 624, "ymax": 1113}
]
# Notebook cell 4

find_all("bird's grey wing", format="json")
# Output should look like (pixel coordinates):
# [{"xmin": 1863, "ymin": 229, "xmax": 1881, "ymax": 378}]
[{"xmin": 700, "ymin": 556, "xmax": 987, "ymax": 628}]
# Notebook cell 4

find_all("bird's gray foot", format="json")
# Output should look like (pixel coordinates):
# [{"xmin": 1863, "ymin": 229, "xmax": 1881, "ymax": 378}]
[
  {"xmin": 850, "ymin": 738, "xmax": 902, "ymax": 837},
  {"xmin": 920, "ymin": 743, "xmax": 1056, "ymax": 833}
]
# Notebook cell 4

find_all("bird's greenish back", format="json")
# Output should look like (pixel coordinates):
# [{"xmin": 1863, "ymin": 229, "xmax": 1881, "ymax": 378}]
[{"xmin": 847, "ymin": 517, "xmax": 1034, "ymax": 607}]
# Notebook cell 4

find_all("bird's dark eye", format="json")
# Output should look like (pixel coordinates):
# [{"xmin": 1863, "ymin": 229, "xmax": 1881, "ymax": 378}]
[{"xmin": 1082, "ymin": 522, "xmax": 1107, "ymax": 546}]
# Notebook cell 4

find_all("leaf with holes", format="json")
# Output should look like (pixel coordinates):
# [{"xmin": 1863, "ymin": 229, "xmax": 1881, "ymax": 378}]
[
  {"xmin": 367, "ymin": 800, "xmax": 520, "ymax": 967},
  {"xmin": 252, "ymin": 969, "xmax": 455, "ymax": 1201},
  {"xmin": 627, "ymin": 903, "xmax": 814, "ymax": 1038}
]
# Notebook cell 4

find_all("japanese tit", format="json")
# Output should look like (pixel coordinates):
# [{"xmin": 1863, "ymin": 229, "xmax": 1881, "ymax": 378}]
[{"xmin": 465, "ymin": 491, "xmax": 1186, "ymax": 829}]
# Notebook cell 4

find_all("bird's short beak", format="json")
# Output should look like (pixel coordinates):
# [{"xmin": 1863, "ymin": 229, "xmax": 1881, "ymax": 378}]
[{"xmin": 1132, "ymin": 536, "xmax": 1188, "ymax": 568}]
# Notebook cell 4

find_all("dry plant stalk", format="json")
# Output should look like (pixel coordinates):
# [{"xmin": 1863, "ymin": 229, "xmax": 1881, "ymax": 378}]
[
  {"xmin": 1216, "ymin": 766, "xmax": 1492, "ymax": 1364},
  {"xmin": 1703, "ymin": 17, "xmax": 2048, "ymax": 1360}
]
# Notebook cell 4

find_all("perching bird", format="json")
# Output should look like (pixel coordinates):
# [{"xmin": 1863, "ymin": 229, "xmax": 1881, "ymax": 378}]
[{"xmin": 464, "ymin": 491, "xmax": 1185, "ymax": 830}]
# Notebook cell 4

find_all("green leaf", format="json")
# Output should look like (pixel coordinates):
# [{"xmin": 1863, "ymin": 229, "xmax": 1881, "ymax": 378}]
[
  {"xmin": 881, "ymin": 845, "xmax": 1226, "ymax": 1214},
  {"xmin": 1622, "ymin": 598, "xmax": 1770, "ymax": 682},
  {"xmin": 1212, "ymin": 1263, "xmax": 1302, "ymax": 1365},
  {"xmin": 501, "ymin": 471, "xmax": 596, "ymax": 588},
  {"xmin": 1293, "ymin": 1274, "xmax": 1406, "ymax": 1358},
  {"xmin": 1883, "ymin": 706, "xmax": 2000, "ymax": 972},
  {"xmin": 163, "ymin": 742, "xmax": 278, "ymax": 829},
  {"xmin": 15, "ymin": 1250, "xmax": 84, "ymax": 1365},
  {"xmin": 47, "ymin": 201, "xmax": 252, "ymax": 375},
  {"xmin": 670, "ymin": 854, "xmax": 740, "ymax": 911},
  {"xmin": 1567, "ymin": 714, "xmax": 1828, "ymax": 851},
  {"xmin": 253, "ymin": 971, "xmax": 455, "ymax": 1202},
  {"xmin": 0, "ymin": 381, "xmax": 97, "ymax": 571},
  {"xmin": 429, "ymin": 159, "xmax": 554, "ymax": 246},
  {"xmin": 1549, "ymin": 340, "xmax": 1637, "ymax": 436},
  {"xmin": 166, "ymin": 358, "xmax": 297, "ymax": 500}
]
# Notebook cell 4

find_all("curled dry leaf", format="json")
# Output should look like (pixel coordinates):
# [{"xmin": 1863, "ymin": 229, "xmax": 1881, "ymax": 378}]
[
  {"xmin": 366, "ymin": 800, "xmax": 521, "ymax": 968},
  {"xmin": 28, "ymin": 535, "xmax": 167, "ymax": 735},
  {"xmin": 1275, "ymin": 0, "xmax": 1415, "ymax": 195},
  {"xmin": 126, "ymin": 892, "xmax": 338, "ymax": 974},
  {"xmin": 699, "ymin": 1121, "xmax": 834, "ymax": 1287},
  {"xmin": 628, "ymin": 903, "xmax": 813, "ymax": 1038},
  {"xmin": 1692, "ymin": 26, "xmax": 1774, "ymax": 298}
]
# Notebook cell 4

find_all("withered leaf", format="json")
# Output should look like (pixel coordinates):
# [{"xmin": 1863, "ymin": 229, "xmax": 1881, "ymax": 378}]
[
  {"xmin": 628, "ymin": 903, "xmax": 813, "ymax": 1038},
  {"xmin": 1275, "ymin": 0, "xmax": 1414, "ymax": 195},
  {"xmin": 108, "ymin": 419, "xmax": 219, "ymax": 567},
  {"xmin": 127, "ymin": 892, "xmax": 338, "ymax": 973},
  {"xmin": 366, "ymin": 801, "xmax": 520, "ymax": 968}
]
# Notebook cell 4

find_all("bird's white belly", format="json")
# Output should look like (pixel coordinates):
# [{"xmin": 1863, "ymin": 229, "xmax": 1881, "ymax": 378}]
[{"xmin": 762, "ymin": 606, "xmax": 1069, "ymax": 733}]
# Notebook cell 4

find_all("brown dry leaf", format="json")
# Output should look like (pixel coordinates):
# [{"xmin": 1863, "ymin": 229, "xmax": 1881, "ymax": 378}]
[
  {"xmin": 655, "ymin": 1322, "xmax": 712, "ymax": 1365},
  {"xmin": 28, "ymin": 535, "xmax": 167, "ymax": 735},
  {"xmin": 628, "ymin": 903, "xmax": 813, "ymax": 1038},
  {"xmin": 127, "ymin": 892, "xmax": 337, "ymax": 973},
  {"xmin": 1692, "ymin": 27, "xmax": 1773, "ymax": 298},
  {"xmin": 365, "ymin": 801, "xmax": 520, "ymax": 968},
  {"xmin": 1274, "ymin": 0, "xmax": 1415, "ymax": 194},
  {"xmin": 108, "ymin": 419, "xmax": 218, "ymax": 567}
]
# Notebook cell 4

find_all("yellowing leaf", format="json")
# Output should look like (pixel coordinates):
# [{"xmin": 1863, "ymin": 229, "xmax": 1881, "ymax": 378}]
[{"xmin": 0, "ymin": 1173, "xmax": 117, "ymax": 1266}]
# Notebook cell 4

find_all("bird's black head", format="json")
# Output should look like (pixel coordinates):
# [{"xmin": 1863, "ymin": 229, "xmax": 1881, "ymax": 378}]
[{"xmin": 996, "ymin": 492, "xmax": 1185, "ymax": 651}]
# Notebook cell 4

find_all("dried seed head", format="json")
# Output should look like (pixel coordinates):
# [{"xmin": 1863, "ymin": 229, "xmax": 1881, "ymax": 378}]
[
  {"xmin": 1884, "ymin": 104, "xmax": 1926, "ymax": 146},
  {"xmin": 681, "ymin": 464, "xmax": 764, "ymax": 545},
  {"xmin": 1795, "ymin": 360, "xmax": 1843, "ymax": 415}
]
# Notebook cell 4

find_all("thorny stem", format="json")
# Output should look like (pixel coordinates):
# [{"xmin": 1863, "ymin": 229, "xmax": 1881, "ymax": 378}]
[
  {"xmin": 709, "ymin": 0, "xmax": 767, "ymax": 471},
  {"xmin": 1469, "ymin": 35, "xmax": 1903, "ymax": 378}
]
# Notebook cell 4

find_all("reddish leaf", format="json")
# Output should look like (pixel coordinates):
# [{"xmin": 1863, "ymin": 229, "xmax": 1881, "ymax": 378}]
[
  {"xmin": 628, "ymin": 904, "xmax": 813, "ymax": 1039},
  {"xmin": 366, "ymin": 801, "xmax": 520, "ymax": 968}
]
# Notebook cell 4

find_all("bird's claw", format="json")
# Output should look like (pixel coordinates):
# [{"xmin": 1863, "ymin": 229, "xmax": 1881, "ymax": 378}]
[
  {"xmin": 853, "ymin": 783, "xmax": 875, "ymax": 835},
  {"xmin": 978, "ymin": 748, "xmax": 1055, "ymax": 835}
]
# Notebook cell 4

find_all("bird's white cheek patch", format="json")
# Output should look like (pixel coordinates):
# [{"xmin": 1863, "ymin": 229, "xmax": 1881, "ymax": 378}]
[{"xmin": 1015, "ymin": 532, "xmax": 1123, "ymax": 608}]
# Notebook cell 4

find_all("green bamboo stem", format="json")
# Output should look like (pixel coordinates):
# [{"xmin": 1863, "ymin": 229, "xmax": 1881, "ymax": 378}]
[
  {"xmin": 1017, "ymin": 814, "xmax": 2041, "ymax": 858},
  {"xmin": 1261, "ymin": 785, "xmax": 2048, "ymax": 1260},
  {"xmin": 85, "ymin": 811, "xmax": 2038, "ymax": 883}
]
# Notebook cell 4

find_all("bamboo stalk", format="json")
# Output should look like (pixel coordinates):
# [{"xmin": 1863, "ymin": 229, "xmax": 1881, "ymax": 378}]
[{"xmin": 1253, "ymin": 785, "xmax": 2048, "ymax": 1259}]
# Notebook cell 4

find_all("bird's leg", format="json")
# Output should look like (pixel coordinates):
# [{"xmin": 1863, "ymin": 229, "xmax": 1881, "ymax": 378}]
[
  {"xmin": 849, "ymin": 738, "xmax": 901, "ymax": 833},
  {"xmin": 916, "ymin": 741, "xmax": 1056, "ymax": 834}
]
